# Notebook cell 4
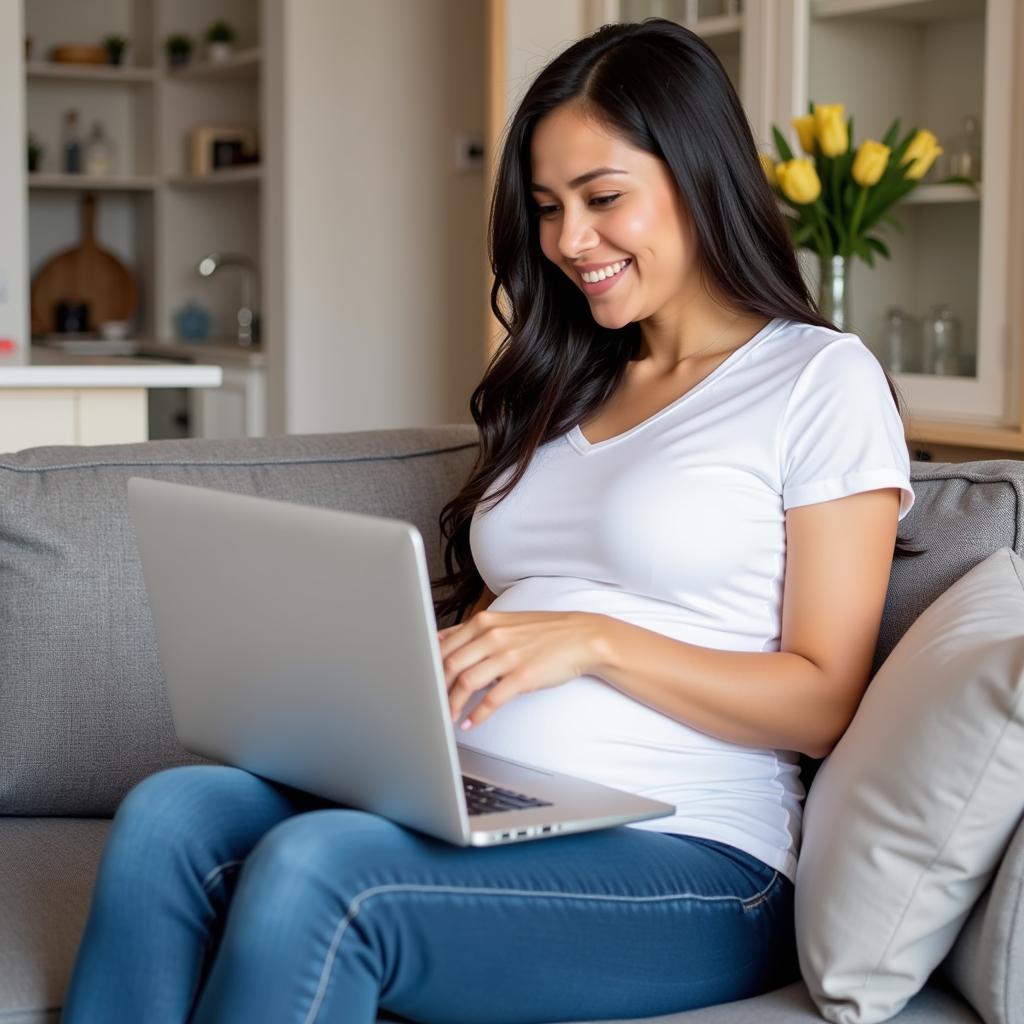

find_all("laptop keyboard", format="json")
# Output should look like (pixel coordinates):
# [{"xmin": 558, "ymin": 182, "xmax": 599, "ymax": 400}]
[{"xmin": 462, "ymin": 775, "xmax": 553, "ymax": 816}]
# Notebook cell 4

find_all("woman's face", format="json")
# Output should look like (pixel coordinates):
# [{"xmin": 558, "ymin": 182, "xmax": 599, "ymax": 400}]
[{"xmin": 529, "ymin": 103, "xmax": 701, "ymax": 331}]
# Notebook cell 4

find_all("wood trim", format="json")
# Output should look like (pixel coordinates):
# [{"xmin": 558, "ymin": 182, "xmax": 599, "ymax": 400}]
[
  {"xmin": 907, "ymin": 420, "xmax": 1024, "ymax": 453},
  {"xmin": 484, "ymin": 0, "xmax": 506, "ymax": 362}
]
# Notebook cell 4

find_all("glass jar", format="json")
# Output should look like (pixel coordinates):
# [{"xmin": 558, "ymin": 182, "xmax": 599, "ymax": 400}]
[
  {"xmin": 943, "ymin": 115, "xmax": 982, "ymax": 184},
  {"xmin": 922, "ymin": 305, "xmax": 962, "ymax": 376},
  {"xmin": 881, "ymin": 306, "xmax": 921, "ymax": 374},
  {"xmin": 84, "ymin": 121, "xmax": 114, "ymax": 177}
]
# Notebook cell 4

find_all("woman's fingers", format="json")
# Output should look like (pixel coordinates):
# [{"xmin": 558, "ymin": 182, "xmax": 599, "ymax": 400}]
[{"xmin": 447, "ymin": 649, "xmax": 514, "ymax": 721}]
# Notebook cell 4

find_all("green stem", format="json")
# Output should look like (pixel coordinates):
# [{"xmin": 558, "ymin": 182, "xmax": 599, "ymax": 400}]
[
  {"xmin": 811, "ymin": 200, "xmax": 833, "ymax": 260},
  {"xmin": 830, "ymin": 156, "xmax": 846, "ymax": 256},
  {"xmin": 848, "ymin": 186, "xmax": 869, "ymax": 258}
]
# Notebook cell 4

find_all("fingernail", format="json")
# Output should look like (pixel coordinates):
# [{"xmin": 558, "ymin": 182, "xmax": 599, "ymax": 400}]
[{"xmin": 460, "ymin": 719, "xmax": 472, "ymax": 731}]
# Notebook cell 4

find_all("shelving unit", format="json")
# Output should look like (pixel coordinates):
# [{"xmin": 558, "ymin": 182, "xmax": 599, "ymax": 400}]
[
  {"xmin": 23, "ymin": 0, "xmax": 263, "ymax": 341},
  {"xmin": 22, "ymin": 0, "xmax": 268, "ymax": 439},
  {"xmin": 801, "ymin": 0, "xmax": 1018, "ymax": 436}
]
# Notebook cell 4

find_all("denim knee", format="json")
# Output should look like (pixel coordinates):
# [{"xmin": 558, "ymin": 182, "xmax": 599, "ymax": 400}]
[{"xmin": 243, "ymin": 808, "xmax": 400, "ymax": 893}]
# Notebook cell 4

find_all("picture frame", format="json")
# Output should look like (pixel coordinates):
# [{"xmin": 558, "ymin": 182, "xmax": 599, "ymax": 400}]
[{"xmin": 189, "ymin": 125, "xmax": 258, "ymax": 176}]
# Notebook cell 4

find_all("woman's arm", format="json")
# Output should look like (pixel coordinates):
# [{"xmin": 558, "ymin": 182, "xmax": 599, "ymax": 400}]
[
  {"xmin": 443, "ymin": 488, "xmax": 900, "ymax": 759},
  {"xmin": 591, "ymin": 488, "xmax": 901, "ymax": 759}
]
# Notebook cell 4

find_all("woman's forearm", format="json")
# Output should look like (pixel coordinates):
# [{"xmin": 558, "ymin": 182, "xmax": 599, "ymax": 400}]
[{"xmin": 588, "ymin": 615, "xmax": 857, "ymax": 759}]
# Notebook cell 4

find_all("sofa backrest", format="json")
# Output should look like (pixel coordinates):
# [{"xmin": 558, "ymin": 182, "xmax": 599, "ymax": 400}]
[
  {"xmin": 874, "ymin": 460, "xmax": 1024, "ymax": 674},
  {"xmin": 1, "ymin": 428, "xmax": 1022, "ymax": 817},
  {"xmin": 0, "ymin": 427, "xmax": 477, "ymax": 816}
]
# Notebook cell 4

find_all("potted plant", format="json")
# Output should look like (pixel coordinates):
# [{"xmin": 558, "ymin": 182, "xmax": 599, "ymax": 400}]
[
  {"xmin": 27, "ymin": 134, "xmax": 43, "ymax": 173},
  {"xmin": 165, "ymin": 33, "xmax": 192, "ymax": 69},
  {"xmin": 204, "ymin": 20, "xmax": 235, "ymax": 62},
  {"xmin": 103, "ymin": 34, "xmax": 128, "ymax": 66},
  {"xmin": 761, "ymin": 102, "xmax": 956, "ymax": 332}
]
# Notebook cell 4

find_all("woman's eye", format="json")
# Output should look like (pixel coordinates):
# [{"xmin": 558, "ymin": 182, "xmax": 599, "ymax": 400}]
[{"xmin": 534, "ymin": 194, "xmax": 621, "ymax": 218}]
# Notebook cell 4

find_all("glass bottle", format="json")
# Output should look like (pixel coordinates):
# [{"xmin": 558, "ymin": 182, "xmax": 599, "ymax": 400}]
[
  {"xmin": 83, "ymin": 121, "xmax": 114, "ymax": 177},
  {"xmin": 944, "ymin": 115, "xmax": 982, "ymax": 183},
  {"xmin": 922, "ymin": 305, "xmax": 962, "ymax": 376},
  {"xmin": 62, "ymin": 109, "xmax": 82, "ymax": 174},
  {"xmin": 881, "ymin": 306, "xmax": 921, "ymax": 374}
]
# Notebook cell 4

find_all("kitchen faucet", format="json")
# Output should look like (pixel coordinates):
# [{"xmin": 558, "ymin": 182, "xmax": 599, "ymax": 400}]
[{"xmin": 197, "ymin": 252, "xmax": 259, "ymax": 346}]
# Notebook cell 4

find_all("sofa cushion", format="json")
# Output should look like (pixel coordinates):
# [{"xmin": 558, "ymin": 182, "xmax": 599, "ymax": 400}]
[
  {"xmin": 558, "ymin": 980, "xmax": 981, "ymax": 1022},
  {"xmin": 942, "ymin": 813, "xmax": 1024, "ymax": 1024},
  {"xmin": 0, "ymin": 818, "xmax": 110, "ymax": 1023},
  {"xmin": 873, "ymin": 461, "xmax": 1024, "ymax": 673},
  {"xmin": 0, "ymin": 427, "xmax": 478, "ymax": 816},
  {"xmin": 796, "ymin": 547, "xmax": 1024, "ymax": 1024}
]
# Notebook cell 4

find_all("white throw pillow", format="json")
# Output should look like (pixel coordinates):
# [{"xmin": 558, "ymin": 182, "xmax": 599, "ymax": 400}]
[{"xmin": 796, "ymin": 546, "xmax": 1024, "ymax": 1024}]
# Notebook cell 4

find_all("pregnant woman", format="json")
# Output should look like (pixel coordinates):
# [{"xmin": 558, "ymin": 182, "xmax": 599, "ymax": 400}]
[{"xmin": 63, "ymin": 17, "xmax": 915, "ymax": 1024}]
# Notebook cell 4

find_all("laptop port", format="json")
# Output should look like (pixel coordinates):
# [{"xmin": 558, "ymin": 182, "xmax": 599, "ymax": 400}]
[
  {"xmin": 517, "ymin": 829, "xmax": 527, "ymax": 837},
  {"xmin": 541, "ymin": 826, "xmax": 551, "ymax": 833}
]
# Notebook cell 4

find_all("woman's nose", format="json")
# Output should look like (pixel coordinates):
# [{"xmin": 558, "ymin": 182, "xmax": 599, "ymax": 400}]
[{"xmin": 557, "ymin": 209, "xmax": 599, "ymax": 261}]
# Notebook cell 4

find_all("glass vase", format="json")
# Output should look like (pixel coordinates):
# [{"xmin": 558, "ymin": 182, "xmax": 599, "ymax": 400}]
[{"xmin": 818, "ymin": 253, "xmax": 852, "ymax": 332}]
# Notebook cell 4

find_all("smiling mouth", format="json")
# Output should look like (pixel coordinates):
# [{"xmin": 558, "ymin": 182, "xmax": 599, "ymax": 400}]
[{"xmin": 578, "ymin": 259, "xmax": 631, "ymax": 284}]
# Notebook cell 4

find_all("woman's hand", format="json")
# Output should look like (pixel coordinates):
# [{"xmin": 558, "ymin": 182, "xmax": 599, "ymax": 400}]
[{"xmin": 438, "ymin": 611, "xmax": 609, "ymax": 730}]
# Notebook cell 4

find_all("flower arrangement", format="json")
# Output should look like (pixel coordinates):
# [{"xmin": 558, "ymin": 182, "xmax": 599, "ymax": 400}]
[
  {"xmin": 759, "ymin": 102, "xmax": 960, "ymax": 327},
  {"xmin": 761, "ymin": 103, "xmax": 948, "ymax": 269}
]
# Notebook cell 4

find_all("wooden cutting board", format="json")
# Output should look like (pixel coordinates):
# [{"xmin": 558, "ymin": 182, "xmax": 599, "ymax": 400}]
[{"xmin": 31, "ymin": 193, "xmax": 138, "ymax": 335}]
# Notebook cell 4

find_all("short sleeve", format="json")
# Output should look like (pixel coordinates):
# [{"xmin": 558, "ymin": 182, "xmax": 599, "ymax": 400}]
[{"xmin": 780, "ymin": 336, "xmax": 915, "ymax": 520}]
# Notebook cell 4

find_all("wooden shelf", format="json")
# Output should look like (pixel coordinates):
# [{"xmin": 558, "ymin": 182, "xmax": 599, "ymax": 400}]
[
  {"xmin": 900, "ymin": 182, "xmax": 982, "ymax": 205},
  {"xmin": 26, "ymin": 61, "xmax": 157, "ymax": 83},
  {"xmin": 28, "ymin": 173, "xmax": 159, "ymax": 191},
  {"xmin": 165, "ymin": 166, "xmax": 262, "ymax": 187},
  {"xmin": 166, "ymin": 47, "xmax": 262, "ymax": 82}
]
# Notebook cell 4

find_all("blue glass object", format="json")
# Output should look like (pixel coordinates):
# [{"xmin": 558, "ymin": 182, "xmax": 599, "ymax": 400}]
[{"xmin": 174, "ymin": 300, "xmax": 211, "ymax": 342}]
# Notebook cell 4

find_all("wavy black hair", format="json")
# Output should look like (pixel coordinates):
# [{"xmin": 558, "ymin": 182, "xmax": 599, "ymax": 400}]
[{"xmin": 433, "ymin": 17, "xmax": 919, "ymax": 625}]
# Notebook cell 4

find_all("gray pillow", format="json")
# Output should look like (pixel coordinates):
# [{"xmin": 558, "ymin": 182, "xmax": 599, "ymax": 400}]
[
  {"xmin": 941, "ymin": 815, "xmax": 1024, "ymax": 1024},
  {"xmin": 796, "ymin": 546, "xmax": 1024, "ymax": 1024}
]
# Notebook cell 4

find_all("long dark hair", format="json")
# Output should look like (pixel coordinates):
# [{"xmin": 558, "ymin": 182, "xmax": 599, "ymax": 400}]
[{"xmin": 433, "ymin": 17, "xmax": 918, "ymax": 625}]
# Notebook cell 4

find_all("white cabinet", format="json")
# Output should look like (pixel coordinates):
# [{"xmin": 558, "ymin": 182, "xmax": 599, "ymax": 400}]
[
  {"xmin": 793, "ymin": 0, "xmax": 1021, "ymax": 436},
  {"xmin": 191, "ymin": 362, "xmax": 266, "ymax": 439}
]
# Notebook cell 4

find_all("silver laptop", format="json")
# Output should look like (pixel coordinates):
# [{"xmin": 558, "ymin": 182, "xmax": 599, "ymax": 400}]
[{"xmin": 126, "ymin": 477, "xmax": 673, "ymax": 846}]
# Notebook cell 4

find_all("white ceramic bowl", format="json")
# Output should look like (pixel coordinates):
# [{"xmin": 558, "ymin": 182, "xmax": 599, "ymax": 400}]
[{"xmin": 98, "ymin": 320, "xmax": 130, "ymax": 341}]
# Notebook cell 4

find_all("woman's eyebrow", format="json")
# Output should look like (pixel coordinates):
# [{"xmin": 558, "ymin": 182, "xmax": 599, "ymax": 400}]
[{"xmin": 530, "ymin": 168, "xmax": 628, "ymax": 193}]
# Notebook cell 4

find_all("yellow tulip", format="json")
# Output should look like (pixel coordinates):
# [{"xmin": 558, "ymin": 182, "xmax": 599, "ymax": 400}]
[
  {"xmin": 776, "ymin": 158, "xmax": 821, "ymax": 205},
  {"xmin": 813, "ymin": 103, "xmax": 848, "ymax": 158},
  {"xmin": 851, "ymin": 140, "xmax": 891, "ymax": 187},
  {"xmin": 759, "ymin": 152, "xmax": 778, "ymax": 185},
  {"xmin": 792, "ymin": 115, "xmax": 816, "ymax": 155},
  {"xmin": 900, "ymin": 129, "xmax": 943, "ymax": 180}
]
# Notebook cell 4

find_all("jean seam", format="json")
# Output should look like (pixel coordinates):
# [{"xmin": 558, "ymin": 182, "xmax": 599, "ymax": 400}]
[{"xmin": 302, "ymin": 873, "xmax": 781, "ymax": 1024}]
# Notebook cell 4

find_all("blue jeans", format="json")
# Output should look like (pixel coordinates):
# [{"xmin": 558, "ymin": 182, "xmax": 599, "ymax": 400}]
[{"xmin": 63, "ymin": 765, "xmax": 797, "ymax": 1024}]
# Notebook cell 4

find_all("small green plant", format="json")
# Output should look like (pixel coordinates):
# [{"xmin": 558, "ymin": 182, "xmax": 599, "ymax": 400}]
[
  {"xmin": 205, "ymin": 20, "xmax": 235, "ymax": 45},
  {"xmin": 103, "ymin": 34, "xmax": 128, "ymax": 65},
  {"xmin": 165, "ymin": 33, "xmax": 192, "ymax": 66}
]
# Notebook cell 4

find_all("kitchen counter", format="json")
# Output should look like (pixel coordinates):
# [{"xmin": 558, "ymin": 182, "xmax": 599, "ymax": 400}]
[
  {"xmin": 11, "ymin": 347, "xmax": 224, "ymax": 387},
  {"xmin": 0, "ymin": 350, "xmax": 224, "ymax": 452}
]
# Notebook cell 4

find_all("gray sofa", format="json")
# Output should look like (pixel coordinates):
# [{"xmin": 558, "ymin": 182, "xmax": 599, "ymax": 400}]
[{"xmin": 0, "ymin": 424, "xmax": 1020, "ymax": 1024}]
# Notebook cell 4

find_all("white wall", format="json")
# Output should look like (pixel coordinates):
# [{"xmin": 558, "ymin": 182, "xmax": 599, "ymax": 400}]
[
  {"xmin": 505, "ymin": 0, "xmax": 588, "ymax": 115},
  {"xmin": 264, "ymin": 0, "xmax": 486, "ymax": 435},
  {"xmin": 0, "ymin": 1, "xmax": 28, "ymax": 361}
]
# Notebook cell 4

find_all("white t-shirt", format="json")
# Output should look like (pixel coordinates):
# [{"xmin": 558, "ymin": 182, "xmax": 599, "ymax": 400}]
[{"xmin": 466, "ymin": 317, "xmax": 915, "ymax": 881}]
